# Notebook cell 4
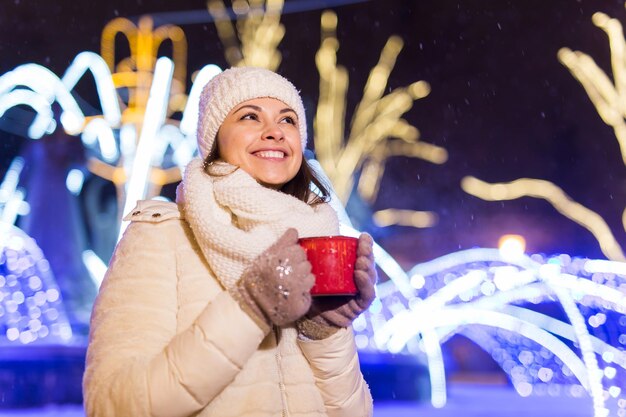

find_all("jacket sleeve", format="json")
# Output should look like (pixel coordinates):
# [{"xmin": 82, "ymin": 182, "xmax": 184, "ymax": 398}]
[
  {"xmin": 297, "ymin": 328, "xmax": 374, "ymax": 417},
  {"xmin": 83, "ymin": 219, "xmax": 267, "ymax": 417}
]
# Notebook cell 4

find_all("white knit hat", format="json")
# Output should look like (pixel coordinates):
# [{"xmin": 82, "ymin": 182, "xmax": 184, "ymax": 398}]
[{"xmin": 196, "ymin": 67, "xmax": 307, "ymax": 159}]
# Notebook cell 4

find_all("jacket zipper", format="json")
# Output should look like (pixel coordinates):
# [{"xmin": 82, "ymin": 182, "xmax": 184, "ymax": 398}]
[{"xmin": 274, "ymin": 326, "xmax": 288, "ymax": 417}]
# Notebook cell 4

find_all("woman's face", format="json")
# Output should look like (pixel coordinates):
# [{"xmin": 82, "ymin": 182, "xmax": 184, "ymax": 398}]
[{"xmin": 216, "ymin": 97, "xmax": 303, "ymax": 189}]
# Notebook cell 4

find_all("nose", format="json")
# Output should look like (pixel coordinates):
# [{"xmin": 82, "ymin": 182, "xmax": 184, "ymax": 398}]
[{"xmin": 262, "ymin": 122, "xmax": 285, "ymax": 141}]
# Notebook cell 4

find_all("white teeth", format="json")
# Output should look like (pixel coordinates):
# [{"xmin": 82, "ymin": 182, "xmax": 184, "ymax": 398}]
[{"xmin": 255, "ymin": 150, "xmax": 285, "ymax": 159}]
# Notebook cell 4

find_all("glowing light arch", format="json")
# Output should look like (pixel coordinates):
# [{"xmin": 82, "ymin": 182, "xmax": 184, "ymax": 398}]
[{"xmin": 355, "ymin": 248, "xmax": 625, "ymax": 416}]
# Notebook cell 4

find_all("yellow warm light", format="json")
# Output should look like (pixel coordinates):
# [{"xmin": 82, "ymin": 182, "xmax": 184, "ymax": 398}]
[
  {"xmin": 88, "ymin": 15, "xmax": 191, "ymax": 206},
  {"xmin": 498, "ymin": 234, "xmax": 526, "ymax": 257},
  {"xmin": 207, "ymin": 0, "xmax": 285, "ymax": 70},
  {"xmin": 150, "ymin": 167, "xmax": 181, "ymax": 186},
  {"xmin": 313, "ymin": 10, "xmax": 446, "ymax": 206},
  {"xmin": 232, "ymin": 0, "xmax": 250, "ymax": 15},
  {"xmin": 462, "ymin": 176, "xmax": 625, "ymax": 261},
  {"xmin": 373, "ymin": 209, "xmax": 438, "ymax": 228},
  {"xmin": 101, "ymin": 16, "xmax": 187, "ymax": 110},
  {"xmin": 557, "ymin": 11, "xmax": 626, "ymax": 163},
  {"xmin": 388, "ymin": 140, "xmax": 448, "ymax": 163},
  {"xmin": 88, "ymin": 159, "xmax": 126, "ymax": 185},
  {"xmin": 409, "ymin": 81, "xmax": 431, "ymax": 98},
  {"xmin": 208, "ymin": 1, "xmax": 240, "ymax": 65},
  {"xmin": 320, "ymin": 9, "xmax": 337, "ymax": 29}
]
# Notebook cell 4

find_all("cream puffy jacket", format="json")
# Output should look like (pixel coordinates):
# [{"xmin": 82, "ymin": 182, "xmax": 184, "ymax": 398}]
[{"xmin": 83, "ymin": 200, "xmax": 373, "ymax": 417}]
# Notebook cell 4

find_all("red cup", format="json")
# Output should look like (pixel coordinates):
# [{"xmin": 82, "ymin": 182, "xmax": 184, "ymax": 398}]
[{"xmin": 298, "ymin": 236, "xmax": 358, "ymax": 296}]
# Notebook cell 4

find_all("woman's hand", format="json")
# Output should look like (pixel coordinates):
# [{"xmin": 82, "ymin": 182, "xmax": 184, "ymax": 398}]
[
  {"xmin": 297, "ymin": 233, "xmax": 378, "ymax": 340},
  {"xmin": 235, "ymin": 228, "xmax": 315, "ymax": 330}
]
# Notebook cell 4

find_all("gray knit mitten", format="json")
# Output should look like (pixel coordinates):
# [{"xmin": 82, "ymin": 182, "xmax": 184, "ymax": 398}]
[
  {"xmin": 297, "ymin": 233, "xmax": 378, "ymax": 340},
  {"xmin": 235, "ymin": 228, "xmax": 315, "ymax": 331}
]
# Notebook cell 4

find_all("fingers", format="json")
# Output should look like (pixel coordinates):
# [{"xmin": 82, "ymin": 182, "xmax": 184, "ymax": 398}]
[
  {"xmin": 355, "ymin": 255, "xmax": 372, "ymax": 271},
  {"xmin": 292, "ymin": 257, "xmax": 312, "ymax": 276},
  {"xmin": 279, "ymin": 243, "xmax": 308, "ymax": 264},
  {"xmin": 354, "ymin": 269, "xmax": 376, "ymax": 307},
  {"xmin": 355, "ymin": 234, "xmax": 375, "ymax": 280},
  {"xmin": 357, "ymin": 233, "xmax": 374, "ymax": 258},
  {"xmin": 293, "ymin": 263, "xmax": 315, "ymax": 291},
  {"xmin": 314, "ymin": 301, "xmax": 361, "ymax": 327},
  {"xmin": 320, "ymin": 309, "xmax": 355, "ymax": 328},
  {"xmin": 243, "ymin": 228, "xmax": 319, "ymax": 326},
  {"xmin": 355, "ymin": 251, "xmax": 377, "ymax": 287},
  {"xmin": 290, "ymin": 293, "xmax": 313, "ymax": 323}
]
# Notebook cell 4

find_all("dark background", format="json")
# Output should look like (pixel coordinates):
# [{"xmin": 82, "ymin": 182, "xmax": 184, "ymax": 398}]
[{"xmin": 1, "ymin": 0, "xmax": 625, "ymax": 269}]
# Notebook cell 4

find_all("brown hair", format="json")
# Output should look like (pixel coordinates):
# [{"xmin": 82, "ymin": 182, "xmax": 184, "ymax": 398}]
[{"xmin": 203, "ymin": 141, "xmax": 331, "ymax": 205}]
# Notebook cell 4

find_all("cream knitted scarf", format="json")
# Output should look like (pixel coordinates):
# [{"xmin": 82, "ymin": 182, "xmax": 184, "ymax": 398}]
[{"xmin": 178, "ymin": 158, "xmax": 339, "ymax": 290}]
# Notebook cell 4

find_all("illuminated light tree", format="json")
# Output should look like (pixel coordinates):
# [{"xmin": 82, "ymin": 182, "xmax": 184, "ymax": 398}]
[
  {"xmin": 314, "ymin": 10, "xmax": 446, "ymax": 229},
  {"xmin": 462, "ymin": 8, "xmax": 626, "ymax": 262},
  {"xmin": 0, "ymin": 159, "xmax": 74, "ymax": 345},
  {"xmin": 208, "ymin": 0, "xmax": 285, "ymax": 70},
  {"xmin": 0, "ymin": 72, "xmax": 102, "ymax": 327},
  {"xmin": 17, "ymin": 128, "xmax": 97, "ymax": 328}
]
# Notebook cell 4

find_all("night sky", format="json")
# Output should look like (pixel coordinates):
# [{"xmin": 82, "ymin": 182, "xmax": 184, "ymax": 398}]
[{"xmin": 1, "ymin": 0, "xmax": 625, "ymax": 268}]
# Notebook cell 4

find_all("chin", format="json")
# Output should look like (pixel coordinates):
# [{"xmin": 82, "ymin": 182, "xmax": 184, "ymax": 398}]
[{"xmin": 258, "ymin": 179, "xmax": 287, "ymax": 190}]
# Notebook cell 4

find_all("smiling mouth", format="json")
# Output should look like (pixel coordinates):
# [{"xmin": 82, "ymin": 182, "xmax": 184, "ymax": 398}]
[{"xmin": 253, "ymin": 150, "xmax": 286, "ymax": 159}]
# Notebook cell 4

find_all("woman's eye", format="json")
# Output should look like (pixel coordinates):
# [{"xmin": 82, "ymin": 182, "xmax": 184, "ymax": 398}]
[
  {"xmin": 281, "ymin": 116, "xmax": 296, "ymax": 125},
  {"xmin": 241, "ymin": 113, "xmax": 258, "ymax": 121}
]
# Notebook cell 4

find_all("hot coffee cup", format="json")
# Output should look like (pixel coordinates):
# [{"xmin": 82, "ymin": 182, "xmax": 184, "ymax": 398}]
[{"xmin": 298, "ymin": 235, "xmax": 358, "ymax": 296}]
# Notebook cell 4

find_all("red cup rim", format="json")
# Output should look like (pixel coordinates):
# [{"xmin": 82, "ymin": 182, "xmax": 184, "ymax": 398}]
[{"xmin": 298, "ymin": 235, "xmax": 358, "ymax": 243}]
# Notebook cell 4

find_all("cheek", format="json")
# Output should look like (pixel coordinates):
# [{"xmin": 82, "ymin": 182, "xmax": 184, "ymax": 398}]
[
  {"xmin": 216, "ymin": 133, "xmax": 242, "ymax": 164},
  {"xmin": 292, "ymin": 154, "xmax": 303, "ymax": 171},
  {"xmin": 288, "ymin": 134, "xmax": 303, "ymax": 164}
]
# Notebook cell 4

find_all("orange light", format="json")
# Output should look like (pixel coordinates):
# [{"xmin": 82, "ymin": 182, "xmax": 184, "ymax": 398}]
[{"xmin": 498, "ymin": 234, "xmax": 526, "ymax": 258}]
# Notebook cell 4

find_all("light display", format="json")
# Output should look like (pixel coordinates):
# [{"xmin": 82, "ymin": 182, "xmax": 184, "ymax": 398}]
[
  {"xmin": 208, "ymin": 0, "xmax": 285, "ymax": 70},
  {"xmin": 0, "ymin": 224, "xmax": 73, "ymax": 346},
  {"xmin": 0, "ymin": 157, "xmax": 30, "ymax": 225},
  {"xmin": 0, "ymin": 18, "xmax": 223, "ymax": 248},
  {"xmin": 0, "ymin": 4, "xmax": 624, "ymax": 416},
  {"xmin": 463, "ymin": 7, "xmax": 626, "ymax": 262},
  {"xmin": 498, "ymin": 234, "xmax": 527, "ymax": 259},
  {"xmin": 84, "ymin": 16, "xmax": 222, "ymax": 238},
  {"xmin": 313, "ymin": 9, "xmax": 446, "ymax": 208},
  {"xmin": 352, "ymin": 247, "xmax": 626, "ymax": 415},
  {"xmin": 0, "ymin": 157, "xmax": 75, "ymax": 345}
]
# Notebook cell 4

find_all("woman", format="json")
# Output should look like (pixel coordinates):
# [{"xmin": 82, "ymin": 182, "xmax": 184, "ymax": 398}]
[{"xmin": 83, "ymin": 67, "xmax": 376, "ymax": 417}]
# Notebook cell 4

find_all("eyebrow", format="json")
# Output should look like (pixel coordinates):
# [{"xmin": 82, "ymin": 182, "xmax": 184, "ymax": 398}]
[{"xmin": 233, "ymin": 104, "xmax": 298, "ymax": 119}]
